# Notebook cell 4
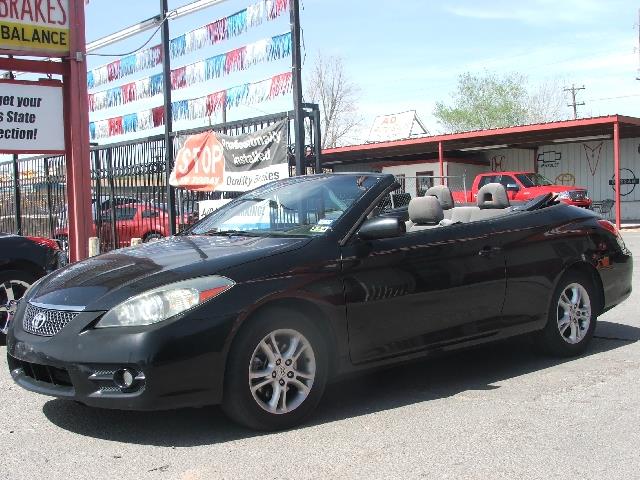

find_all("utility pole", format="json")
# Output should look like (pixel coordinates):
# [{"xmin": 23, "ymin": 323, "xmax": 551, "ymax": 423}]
[
  {"xmin": 636, "ymin": 8, "xmax": 640, "ymax": 80},
  {"xmin": 160, "ymin": 0, "xmax": 177, "ymax": 235},
  {"xmin": 564, "ymin": 84, "xmax": 585, "ymax": 119},
  {"xmin": 290, "ymin": 0, "xmax": 305, "ymax": 176}
]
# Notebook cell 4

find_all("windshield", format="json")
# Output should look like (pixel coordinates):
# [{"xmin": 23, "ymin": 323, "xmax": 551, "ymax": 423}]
[
  {"xmin": 190, "ymin": 175, "xmax": 382, "ymax": 237},
  {"xmin": 516, "ymin": 173, "xmax": 553, "ymax": 187}
]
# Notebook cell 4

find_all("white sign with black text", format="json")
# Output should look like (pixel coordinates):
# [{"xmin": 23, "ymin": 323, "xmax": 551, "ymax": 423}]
[{"xmin": 0, "ymin": 80, "xmax": 64, "ymax": 154}]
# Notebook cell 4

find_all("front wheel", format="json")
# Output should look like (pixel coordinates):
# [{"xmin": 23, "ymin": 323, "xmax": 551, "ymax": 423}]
[
  {"xmin": 536, "ymin": 271, "xmax": 597, "ymax": 357},
  {"xmin": 0, "ymin": 270, "xmax": 37, "ymax": 344},
  {"xmin": 222, "ymin": 309, "xmax": 328, "ymax": 430}
]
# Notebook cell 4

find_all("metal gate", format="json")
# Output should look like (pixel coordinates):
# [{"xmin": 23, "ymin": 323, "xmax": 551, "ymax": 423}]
[{"xmin": 0, "ymin": 107, "xmax": 322, "ymax": 252}]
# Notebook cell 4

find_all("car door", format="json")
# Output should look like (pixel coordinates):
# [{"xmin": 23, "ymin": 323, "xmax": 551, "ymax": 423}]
[
  {"xmin": 113, "ymin": 206, "xmax": 138, "ymax": 247},
  {"xmin": 341, "ymin": 220, "xmax": 506, "ymax": 364},
  {"xmin": 497, "ymin": 174, "xmax": 526, "ymax": 202}
]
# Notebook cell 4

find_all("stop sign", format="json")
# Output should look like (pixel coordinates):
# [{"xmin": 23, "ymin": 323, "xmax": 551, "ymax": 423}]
[{"xmin": 169, "ymin": 132, "xmax": 225, "ymax": 191}]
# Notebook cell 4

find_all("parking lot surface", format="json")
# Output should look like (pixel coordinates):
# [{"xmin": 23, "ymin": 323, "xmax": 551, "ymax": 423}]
[{"xmin": 1, "ymin": 234, "xmax": 639, "ymax": 480}]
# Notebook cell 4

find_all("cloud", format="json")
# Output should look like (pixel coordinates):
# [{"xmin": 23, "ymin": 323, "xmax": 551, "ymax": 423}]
[{"xmin": 445, "ymin": 0, "xmax": 607, "ymax": 25}]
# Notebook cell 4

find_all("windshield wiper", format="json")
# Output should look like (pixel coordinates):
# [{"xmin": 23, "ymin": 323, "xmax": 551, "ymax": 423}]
[{"xmin": 202, "ymin": 230, "xmax": 263, "ymax": 237}]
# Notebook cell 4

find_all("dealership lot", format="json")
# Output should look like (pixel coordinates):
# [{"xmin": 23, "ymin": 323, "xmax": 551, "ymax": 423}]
[{"xmin": 1, "ymin": 234, "xmax": 639, "ymax": 480}]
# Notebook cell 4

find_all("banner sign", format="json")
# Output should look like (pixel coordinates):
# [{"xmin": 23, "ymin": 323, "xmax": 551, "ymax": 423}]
[
  {"xmin": 0, "ymin": 79, "xmax": 65, "ymax": 154},
  {"xmin": 170, "ymin": 120, "xmax": 289, "ymax": 192},
  {"xmin": 0, "ymin": 0, "xmax": 70, "ymax": 55}
]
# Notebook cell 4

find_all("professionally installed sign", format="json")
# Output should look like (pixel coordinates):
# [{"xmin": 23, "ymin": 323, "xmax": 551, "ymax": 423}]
[
  {"xmin": 0, "ymin": 0, "xmax": 70, "ymax": 55},
  {"xmin": 170, "ymin": 121, "xmax": 289, "ymax": 192},
  {"xmin": 0, "ymin": 80, "xmax": 65, "ymax": 154}
]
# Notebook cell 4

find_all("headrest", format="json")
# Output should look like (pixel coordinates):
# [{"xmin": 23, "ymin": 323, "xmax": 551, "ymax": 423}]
[
  {"xmin": 425, "ymin": 185, "xmax": 455, "ymax": 210},
  {"xmin": 408, "ymin": 196, "xmax": 444, "ymax": 225},
  {"xmin": 477, "ymin": 183, "xmax": 510, "ymax": 209}
]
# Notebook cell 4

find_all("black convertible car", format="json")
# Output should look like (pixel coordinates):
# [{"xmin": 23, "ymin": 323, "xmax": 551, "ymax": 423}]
[{"xmin": 5, "ymin": 174, "xmax": 632, "ymax": 430}]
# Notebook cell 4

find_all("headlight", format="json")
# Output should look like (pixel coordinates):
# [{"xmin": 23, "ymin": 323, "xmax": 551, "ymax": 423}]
[
  {"xmin": 557, "ymin": 191, "xmax": 571, "ymax": 200},
  {"xmin": 95, "ymin": 276, "xmax": 234, "ymax": 328}
]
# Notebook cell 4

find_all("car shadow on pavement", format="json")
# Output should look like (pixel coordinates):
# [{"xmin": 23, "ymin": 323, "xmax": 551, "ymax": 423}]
[{"xmin": 42, "ymin": 321, "xmax": 639, "ymax": 447}]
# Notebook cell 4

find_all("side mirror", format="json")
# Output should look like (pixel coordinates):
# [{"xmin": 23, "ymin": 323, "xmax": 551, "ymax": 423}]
[
  {"xmin": 505, "ymin": 183, "xmax": 519, "ymax": 192},
  {"xmin": 358, "ymin": 216, "xmax": 405, "ymax": 241}
]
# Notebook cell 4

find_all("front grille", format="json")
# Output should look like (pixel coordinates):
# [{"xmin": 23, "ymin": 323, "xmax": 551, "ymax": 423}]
[
  {"xmin": 569, "ymin": 190, "xmax": 587, "ymax": 201},
  {"xmin": 22, "ymin": 304, "xmax": 79, "ymax": 337},
  {"xmin": 8, "ymin": 355, "xmax": 72, "ymax": 387}
]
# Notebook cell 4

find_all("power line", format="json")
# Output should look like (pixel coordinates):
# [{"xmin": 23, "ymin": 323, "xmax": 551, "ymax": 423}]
[{"xmin": 564, "ymin": 84, "xmax": 585, "ymax": 119}]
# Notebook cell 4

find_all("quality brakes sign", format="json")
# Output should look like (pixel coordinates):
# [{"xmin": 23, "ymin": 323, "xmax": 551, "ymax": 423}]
[{"xmin": 0, "ymin": 0, "xmax": 70, "ymax": 55}]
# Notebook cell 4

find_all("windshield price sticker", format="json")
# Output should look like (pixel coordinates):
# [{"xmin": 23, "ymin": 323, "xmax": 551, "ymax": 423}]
[
  {"xmin": 310, "ymin": 225, "xmax": 331, "ymax": 233},
  {"xmin": 0, "ymin": 0, "xmax": 70, "ymax": 55}
]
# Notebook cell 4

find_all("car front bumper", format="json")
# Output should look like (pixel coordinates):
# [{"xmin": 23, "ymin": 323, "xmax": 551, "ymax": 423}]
[{"xmin": 6, "ymin": 302, "xmax": 235, "ymax": 410}]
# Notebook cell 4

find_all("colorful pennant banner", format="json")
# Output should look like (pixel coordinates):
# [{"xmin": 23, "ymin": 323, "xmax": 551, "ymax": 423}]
[
  {"xmin": 87, "ymin": 0, "xmax": 290, "ymax": 90},
  {"xmin": 88, "ymin": 33, "xmax": 291, "ymax": 113},
  {"xmin": 89, "ymin": 72, "xmax": 293, "ymax": 141}
]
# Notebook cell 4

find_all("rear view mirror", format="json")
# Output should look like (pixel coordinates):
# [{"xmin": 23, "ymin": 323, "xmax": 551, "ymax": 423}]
[{"xmin": 358, "ymin": 217, "xmax": 405, "ymax": 241}]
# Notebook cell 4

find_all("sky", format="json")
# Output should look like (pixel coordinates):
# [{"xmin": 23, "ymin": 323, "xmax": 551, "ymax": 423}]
[{"xmin": 11, "ymin": 0, "xmax": 640, "ymax": 147}]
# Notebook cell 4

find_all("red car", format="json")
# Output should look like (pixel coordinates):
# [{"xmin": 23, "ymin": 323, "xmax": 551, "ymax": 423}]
[
  {"xmin": 452, "ymin": 172, "xmax": 592, "ymax": 208},
  {"xmin": 54, "ymin": 195, "xmax": 140, "ymax": 250},
  {"xmin": 102, "ymin": 203, "xmax": 191, "ymax": 249}
]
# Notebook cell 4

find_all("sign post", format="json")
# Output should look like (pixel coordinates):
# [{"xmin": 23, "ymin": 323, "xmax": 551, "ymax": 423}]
[{"xmin": 0, "ymin": 0, "xmax": 91, "ymax": 261}]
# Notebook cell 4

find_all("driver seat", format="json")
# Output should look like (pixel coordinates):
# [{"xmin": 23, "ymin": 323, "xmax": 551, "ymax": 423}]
[{"xmin": 407, "ymin": 196, "xmax": 444, "ymax": 231}]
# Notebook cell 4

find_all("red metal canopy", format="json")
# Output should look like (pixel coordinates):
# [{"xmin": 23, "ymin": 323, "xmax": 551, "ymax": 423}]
[{"xmin": 323, "ymin": 115, "xmax": 640, "ymax": 229}]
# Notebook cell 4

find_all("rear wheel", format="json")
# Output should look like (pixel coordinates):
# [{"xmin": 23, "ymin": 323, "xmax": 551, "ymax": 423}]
[
  {"xmin": 222, "ymin": 308, "xmax": 328, "ymax": 430},
  {"xmin": 0, "ymin": 270, "xmax": 37, "ymax": 344},
  {"xmin": 536, "ymin": 271, "xmax": 597, "ymax": 357}
]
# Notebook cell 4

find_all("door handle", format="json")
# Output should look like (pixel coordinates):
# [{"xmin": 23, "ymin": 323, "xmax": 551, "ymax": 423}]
[{"xmin": 478, "ymin": 245, "xmax": 502, "ymax": 257}]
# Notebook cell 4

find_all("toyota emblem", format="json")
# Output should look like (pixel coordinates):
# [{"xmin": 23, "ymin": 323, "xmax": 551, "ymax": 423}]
[{"xmin": 32, "ymin": 312, "xmax": 47, "ymax": 330}]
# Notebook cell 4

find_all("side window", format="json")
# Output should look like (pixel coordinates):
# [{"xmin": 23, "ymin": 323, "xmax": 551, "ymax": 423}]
[
  {"xmin": 498, "ymin": 175, "xmax": 517, "ymax": 188},
  {"xmin": 141, "ymin": 209, "xmax": 159, "ymax": 219},
  {"xmin": 478, "ymin": 175, "xmax": 497, "ymax": 189},
  {"xmin": 115, "ymin": 207, "xmax": 137, "ymax": 221}
]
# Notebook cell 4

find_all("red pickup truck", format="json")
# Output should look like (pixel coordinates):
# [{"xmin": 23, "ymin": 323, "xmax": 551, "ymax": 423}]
[{"xmin": 452, "ymin": 172, "xmax": 592, "ymax": 208}]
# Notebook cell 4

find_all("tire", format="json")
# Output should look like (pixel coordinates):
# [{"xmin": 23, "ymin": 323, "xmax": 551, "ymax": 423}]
[
  {"xmin": 55, "ymin": 235, "xmax": 69, "ymax": 252},
  {"xmin": 0, "ymin": 270, "xmax": 38, "ymax": 344},
  {"xmin": 222, "ymin": 307, "xmax": 328, "ymax": 430},
  {"xmin": 143, "ymin": 233, "xmax": 164, "ymax": 243},
  {"xmin": 536, "ymin": 271, "xmax": 597, "ymax": 357}
]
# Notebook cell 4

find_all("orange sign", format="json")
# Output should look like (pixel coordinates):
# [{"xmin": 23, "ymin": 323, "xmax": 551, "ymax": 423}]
[{"xmin": 170, "ymin": 132, "xmax": 224, "ymax": 192}]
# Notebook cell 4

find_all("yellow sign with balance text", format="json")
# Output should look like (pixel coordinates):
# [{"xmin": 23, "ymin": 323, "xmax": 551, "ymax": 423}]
[{"xmin": 0, "ymin": 0, "xmax": 70, "ymax": 55}]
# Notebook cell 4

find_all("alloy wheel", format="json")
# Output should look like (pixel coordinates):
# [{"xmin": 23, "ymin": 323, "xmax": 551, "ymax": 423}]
[
  {"xmin": 248, "ymin": 328, "xmax": 316, "ymax": 415},
  {"xmin": 0, "ymin": 279, "xmax": 30, "ymax": 331},
  {"xmin": 557, "ymin": 282, "xmax": 591, "ymax": 344}
]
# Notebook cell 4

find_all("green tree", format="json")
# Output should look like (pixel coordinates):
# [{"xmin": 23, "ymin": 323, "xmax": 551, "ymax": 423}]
[{"xmin": 434, "ymin": 72, "xmax": 565, "ymax": 133}]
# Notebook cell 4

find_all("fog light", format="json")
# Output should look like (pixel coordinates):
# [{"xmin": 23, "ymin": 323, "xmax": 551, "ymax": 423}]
[{"xmin": 114, "ymin": 368, "xmax": 136, "ymax": 390}]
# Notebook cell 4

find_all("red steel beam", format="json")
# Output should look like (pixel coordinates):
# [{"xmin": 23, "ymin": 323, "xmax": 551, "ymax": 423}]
[
  {"xmin": 613, "ymin": 121, "xmax": 621, "ymax": 229},
  {"xmin": 63, "ymin": 0, "xmax": 92, "ymax": 262},
  {"xmin": 438, "ymin": 141, "xmax": 444, "ymax": 185},
  {"xmin": 0, "ymin": 57, "xmax": 65, "ymax": 76}
]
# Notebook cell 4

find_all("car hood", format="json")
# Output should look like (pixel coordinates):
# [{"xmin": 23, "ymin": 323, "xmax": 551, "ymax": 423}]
[
  {"xmin": 29, "ymin": 234, "xmax": 310, "ymax": 311},
  {"xmin": 527, "ymin": 185, "xmax": 588, "ymax": 194}
]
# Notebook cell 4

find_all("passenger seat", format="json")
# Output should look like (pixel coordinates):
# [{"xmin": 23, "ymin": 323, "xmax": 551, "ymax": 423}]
[
  {"xmin": 407, "ymin": 196, "xmax": 444, "ymax": 231},
  {"xmin": 425, "ymin": 185, "xmax": 455, "ymax": 219},
  {"xmin": 470, "ymin": 183, "xmax": 511, "ymax": 221}
]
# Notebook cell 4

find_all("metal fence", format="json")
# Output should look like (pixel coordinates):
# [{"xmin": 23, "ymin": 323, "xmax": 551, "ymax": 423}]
[{"xmin": 0, "ymin": 109, "xmax": 322, "ymax": 252}]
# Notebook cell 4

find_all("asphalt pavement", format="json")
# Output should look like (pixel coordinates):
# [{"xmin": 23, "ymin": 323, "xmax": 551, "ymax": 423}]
[{"xmin": 1, "ymin": 234, "xmax": 639, "ymax": 480}]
